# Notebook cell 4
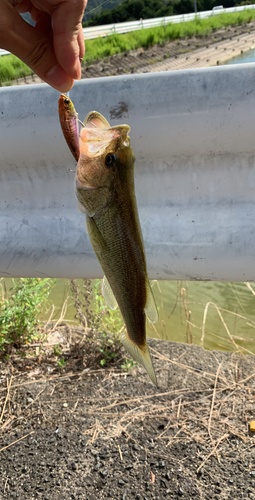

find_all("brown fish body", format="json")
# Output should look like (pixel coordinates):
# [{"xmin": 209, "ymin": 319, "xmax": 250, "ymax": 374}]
[{"xmin": 75, "ymin": 111, "xmax": 158, "ymax": 385}]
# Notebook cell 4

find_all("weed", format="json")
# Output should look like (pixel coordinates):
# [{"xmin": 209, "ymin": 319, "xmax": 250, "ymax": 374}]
[
  {"xmin": 0, "ymin": 55, "xmax": 33, "ymax": 85},
  {"xmin": 99, "ymin": 332, "xmax": 119, "ymax": 366},
  {"xmin": 121, "ymin": 358, "xmax": 138, "ymax": 371},
  {"xmin": 0, "ymin": 278, "xmax": 55, "ymax": 351},
  {"xmin": 57, "ymin": 358, "xmax": 68, "ymax": 369},
  {"xmin": 53, "ymin": 344, "xmax": 62, "ymax": 356},
  {"xmin": 70, "ymin": 279, "xmax": 123, "ymax": 368},
  {"xmin": 53, "ymin": 342, "xmax": 68, "ymax": 370}
]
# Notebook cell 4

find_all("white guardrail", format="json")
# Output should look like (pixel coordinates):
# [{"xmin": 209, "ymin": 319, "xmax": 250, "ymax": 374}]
[
  {"xmin": 81, "ymin": 4, "xmax": 255, "ymax": 39},
  {"xmin": 1, "ymin": 4, "xmax": 255, "ymax": 57},
  {"xmin": 1, "ymin": 65, "xmax": 255, "ymax": 280}
]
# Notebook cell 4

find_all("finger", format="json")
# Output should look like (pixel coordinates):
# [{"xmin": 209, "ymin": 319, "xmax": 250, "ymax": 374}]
[
  {"xmin": 0, "ymin": 0, "xmax": 74, "ymax": 91},
  {"xmin": 51, "ymin": 0, "xmax": 87, "ymax": 79},
  {"xmin": 34, "ymin": 11, "xmax": 52, "ymax": 34},
  {"xmin": 78, "ymin": 23, "xmax": 85, "ymax": 61},
  {"xmin": 14, "ymin": 0, "xmax": 34, "ymax": 14}
]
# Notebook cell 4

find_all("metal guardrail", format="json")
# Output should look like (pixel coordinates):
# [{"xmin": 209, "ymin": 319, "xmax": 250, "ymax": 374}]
[
  {"xmin": 1, "ymin": 65, "xmax": 255, "ymax": 280},
  {"xmin": 1, "ymin": 4, "xmax": 255, "ymax": 57},
  {"xmin": 82, "ymin": 4, "xmax": 255, "ymax": 39}
]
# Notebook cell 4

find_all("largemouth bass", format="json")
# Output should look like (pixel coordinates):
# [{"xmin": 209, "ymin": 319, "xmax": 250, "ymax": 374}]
[
  {"xmin": 59, "ymin": 98, "xmax": 158, "ymax": 386},
  {"xmin": 58, "ymin": 94, "xmax": 80, "ymax": 162}
]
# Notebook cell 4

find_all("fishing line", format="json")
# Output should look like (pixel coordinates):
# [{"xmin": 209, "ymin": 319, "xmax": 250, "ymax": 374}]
[
  {"xmin": 78, "ymin": 119, "xmax": 85, "ymax": 128},
  {"xmin": 84, "ymin": 0, "xmax": 118, "ymax": 16}
]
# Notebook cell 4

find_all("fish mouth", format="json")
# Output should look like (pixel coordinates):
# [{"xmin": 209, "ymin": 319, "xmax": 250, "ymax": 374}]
[{"xmin": 80, "ymin": 111, "xmax": 130, "ymax": 156}]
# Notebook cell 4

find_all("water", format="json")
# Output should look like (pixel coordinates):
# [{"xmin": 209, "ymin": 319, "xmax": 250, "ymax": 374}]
[
  {"xmin": 227, "ymin": 48, "xmax": 255, "ymax": 65},
  {"xmin": 43, "ymin": 278, "xmax": 255, "ymax": 355}
]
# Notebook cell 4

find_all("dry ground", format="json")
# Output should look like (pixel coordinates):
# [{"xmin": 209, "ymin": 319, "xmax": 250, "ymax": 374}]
[{"xmin": 0, "ymin": 331, "xmax": 255, "ymax": 500}]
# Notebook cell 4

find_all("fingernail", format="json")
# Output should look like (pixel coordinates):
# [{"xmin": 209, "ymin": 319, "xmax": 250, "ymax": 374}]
[{"xmin": 45, "ymin": 65, "xmax": 73, "ymax": 92}]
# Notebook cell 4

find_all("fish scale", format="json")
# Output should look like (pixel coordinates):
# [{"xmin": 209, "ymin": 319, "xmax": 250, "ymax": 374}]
[{"xmin": 88, "ymin": 202, "xmax": 147, "ymax": 348}]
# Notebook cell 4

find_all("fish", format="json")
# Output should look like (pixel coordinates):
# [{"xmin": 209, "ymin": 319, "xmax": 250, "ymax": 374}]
[
  {"xmin": 58, "ymin": 96, "xmax": 158, "ymax": 385},
  {"xmin": 58, "ymin": 94, "xmax": 80, "ymax": 162},
  {"xmin": 75, "ymin": 110, "xmax": 158, "ymax": 386}
]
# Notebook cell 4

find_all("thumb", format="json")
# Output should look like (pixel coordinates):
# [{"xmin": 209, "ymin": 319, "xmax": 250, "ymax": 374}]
[{"xmin": 1, "ymin": 2, "xmax": 74, "ymax": 92}]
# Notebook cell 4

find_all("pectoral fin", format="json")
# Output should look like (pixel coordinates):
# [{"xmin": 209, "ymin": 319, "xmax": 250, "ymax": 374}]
[
  {"xmin": 77, "ymin": 200, "xmax": 87, "ymax": 214},
  {"xmin": 144, "ymin": 282, "xmax": 158, "ymax": 324},
  {"xmin": 75, "ymin": 189, "xmax": 96, "ymax": 217},
  {"xmin": 102, "ymin": 275, "xmax": 118, "ymax": 310},
  {"xmin": 85, "ymin": 216, "xmax": 108, "ymax": 257},
  {"xmin": 121, "ymin": 331, "xmax": 157, "ymax": 387}
]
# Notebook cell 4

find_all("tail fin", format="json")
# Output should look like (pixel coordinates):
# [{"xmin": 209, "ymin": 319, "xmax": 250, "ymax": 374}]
[{"xmin": 121, "ymin": 330, "xmax": 157, "ymax": 387}]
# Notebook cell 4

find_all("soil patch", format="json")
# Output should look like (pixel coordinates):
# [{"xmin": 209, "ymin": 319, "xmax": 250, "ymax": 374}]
[{"xmin": 0, "ymin": 333, "xmax": 255, "ymax": 499}]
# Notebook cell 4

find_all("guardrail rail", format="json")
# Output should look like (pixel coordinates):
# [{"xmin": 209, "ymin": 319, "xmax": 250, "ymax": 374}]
[{"xmin": 0, "ymin": 65, "xmax": 255, "ymax": 280}]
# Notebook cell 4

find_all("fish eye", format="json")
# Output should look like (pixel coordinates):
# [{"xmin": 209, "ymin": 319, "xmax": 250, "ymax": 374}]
[
  {"xmin": 64, "ymin": 98, "xmax": 70, "ymax": 105},
  {"xmin": 105, "ymin": 153, "xmax": 117, "ymax": 168}
]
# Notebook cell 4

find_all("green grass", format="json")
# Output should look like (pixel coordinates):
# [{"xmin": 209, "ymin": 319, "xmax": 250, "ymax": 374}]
[
  {"xmin": 0, "ymin": 55, "xmax": 33, "ymax": 85},
  {"xmin": 1, "ymin": 9, "xmax": 255, "ymax": 84},
  {"xmin": 0, "ymin": 278, "xmax": 55, "ymax": 351},
  {"xmin": 84, "ymin": 10, "xmax": 255, "ymax": 62}
]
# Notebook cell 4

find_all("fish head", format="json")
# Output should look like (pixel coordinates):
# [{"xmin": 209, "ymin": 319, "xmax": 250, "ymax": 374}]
[{"xmin": 75, "ymin": 111, "xmax": 134, "ymax": 216}]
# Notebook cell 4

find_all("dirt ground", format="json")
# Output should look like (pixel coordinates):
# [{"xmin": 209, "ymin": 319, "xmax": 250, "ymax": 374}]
[{"xmin": 0, "ymin": 329, "xmax": 255, "ymax": 500}]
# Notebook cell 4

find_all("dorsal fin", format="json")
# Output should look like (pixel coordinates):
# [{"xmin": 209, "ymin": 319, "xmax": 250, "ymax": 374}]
[{"xmin": 102, "ymin": 275, "xmax": 118, "ymax": 310}]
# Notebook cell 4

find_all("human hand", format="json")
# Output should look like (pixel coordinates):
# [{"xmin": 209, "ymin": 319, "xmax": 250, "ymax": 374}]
[{"xmin": 0, "ymin": 0, "xmax": 87, "ymax": 92}]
